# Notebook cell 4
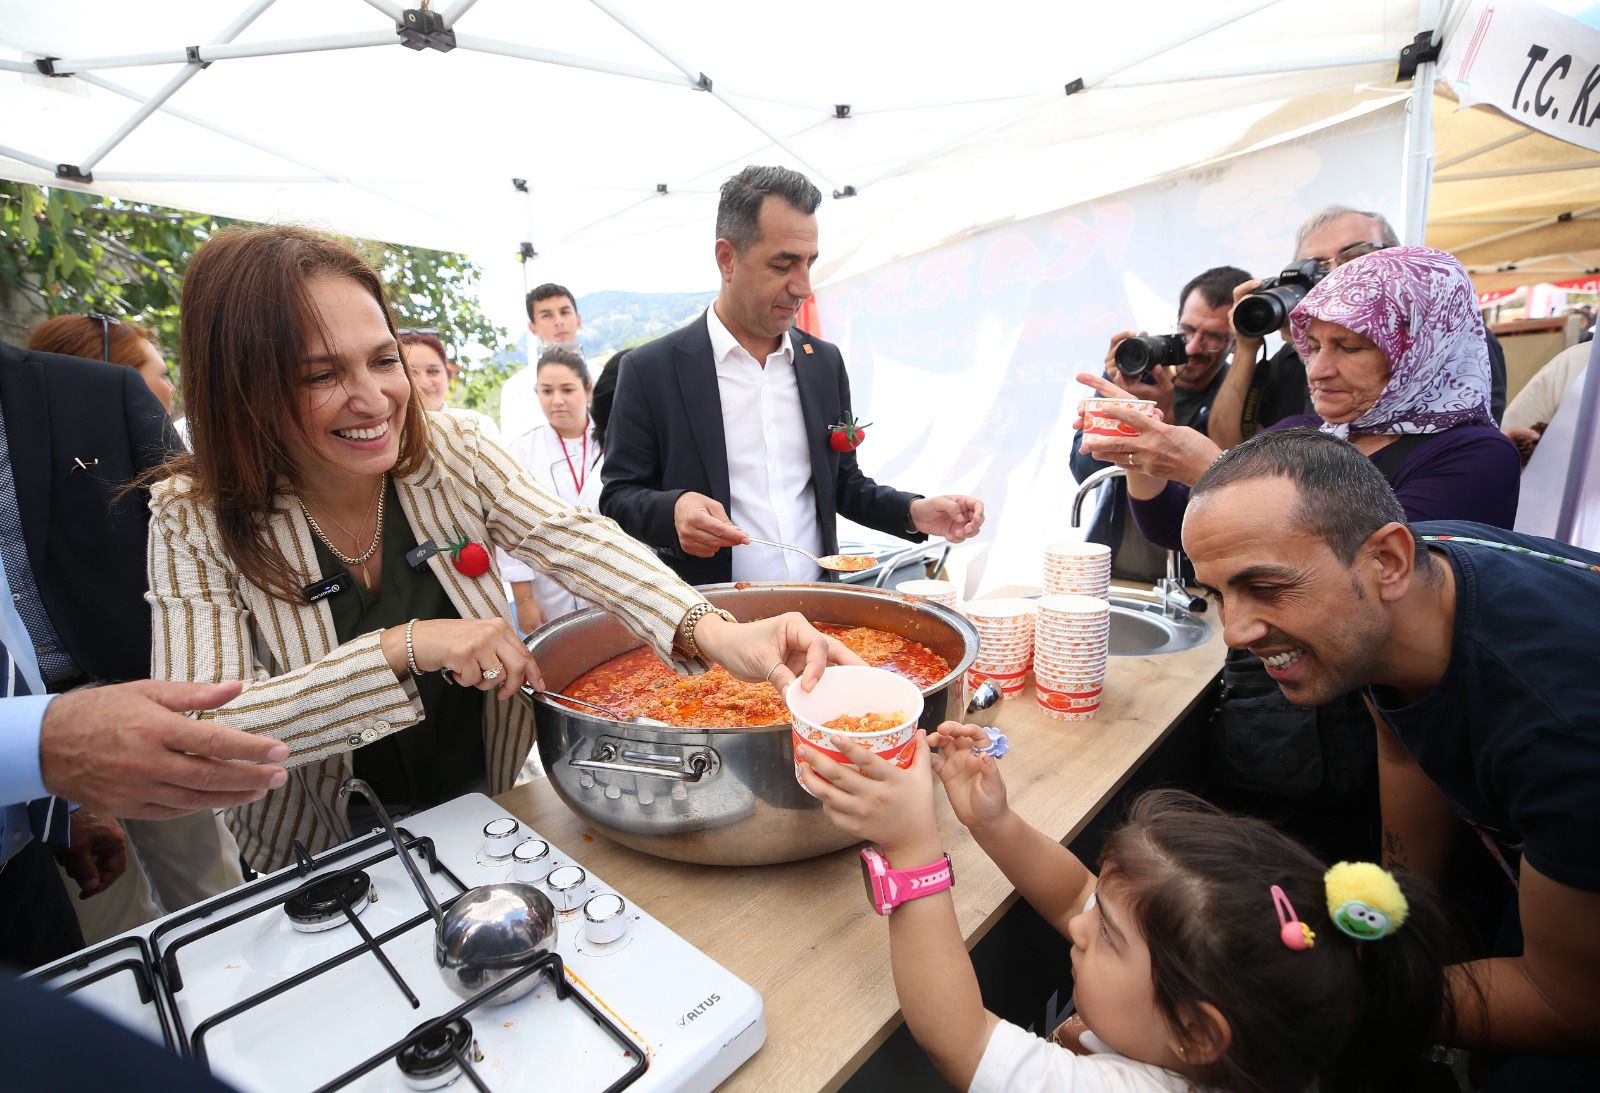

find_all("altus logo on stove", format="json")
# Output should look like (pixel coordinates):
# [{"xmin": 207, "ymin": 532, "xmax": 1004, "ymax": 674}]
[{"xmin": 677, "ymin": 992, "xmax": 722, "ymax": 1027}]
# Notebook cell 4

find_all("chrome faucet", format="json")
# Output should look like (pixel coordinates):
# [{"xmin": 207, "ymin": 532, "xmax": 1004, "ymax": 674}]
[{"xmin": 1069, "ymin": 466, "xmax": 1201, "ymax": 620}]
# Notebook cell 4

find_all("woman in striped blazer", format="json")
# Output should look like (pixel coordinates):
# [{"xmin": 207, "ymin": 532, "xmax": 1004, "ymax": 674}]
[{"xmin": 145, "ymin": 226, "xmax": 853, "ymax": 873}]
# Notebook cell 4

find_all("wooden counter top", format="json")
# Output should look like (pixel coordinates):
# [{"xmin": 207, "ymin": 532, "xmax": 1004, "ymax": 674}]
[{"xmin": 495, "ymin": 594, "xmax": 1224, "ymax": 1092}]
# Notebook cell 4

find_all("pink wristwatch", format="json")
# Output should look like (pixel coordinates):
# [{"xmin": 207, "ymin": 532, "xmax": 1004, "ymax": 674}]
[{"xmin": 860, "ymin": 847, "xmax": 955, "ymax": 915}]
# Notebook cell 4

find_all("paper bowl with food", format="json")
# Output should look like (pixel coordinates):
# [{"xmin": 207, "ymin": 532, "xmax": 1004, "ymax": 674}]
[{"xmin": 787, "ymin": 665, "xmax": 924, "ymax": 795}]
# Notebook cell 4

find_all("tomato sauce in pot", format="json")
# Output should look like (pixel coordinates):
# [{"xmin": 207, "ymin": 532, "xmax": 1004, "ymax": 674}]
[{"xmin": 562, "ymin": 623, "xmax": 949, "ymax": 729}]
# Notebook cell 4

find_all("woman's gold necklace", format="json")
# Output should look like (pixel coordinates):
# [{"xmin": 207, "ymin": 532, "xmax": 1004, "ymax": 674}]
[{"xmin": 297, "ymin": 475, "xmax": 386, "ymax": 590}]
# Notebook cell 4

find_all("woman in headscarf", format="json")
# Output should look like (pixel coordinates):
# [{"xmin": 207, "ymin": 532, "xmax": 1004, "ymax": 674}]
[
  {"xmin": 1075, "ymin": 246, "xmax": 1521, "ymax": 872},
  {"xmin": 1079, "ymin": 246, "xmax": 1520, "ymax": 538}
]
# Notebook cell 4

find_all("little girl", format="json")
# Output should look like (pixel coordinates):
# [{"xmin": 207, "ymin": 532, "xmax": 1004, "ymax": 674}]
[{"xmin": 797, "ymin": 723, "xmax": 1459, "ymax": 1093}]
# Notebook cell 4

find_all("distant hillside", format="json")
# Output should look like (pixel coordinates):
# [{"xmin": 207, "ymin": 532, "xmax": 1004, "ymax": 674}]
[{"xmin": 575, "ymin": 290, "xmax": 715, "ymax": 359}]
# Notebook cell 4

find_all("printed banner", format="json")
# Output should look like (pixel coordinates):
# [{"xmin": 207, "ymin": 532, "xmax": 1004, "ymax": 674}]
[
  {"xmin": 1442, "ymin": 0, "xmax": 1600, "ymax": 152},
  {"xmin": 813, "ymin": 107, "xmax": 1408, "ymax": 595}
]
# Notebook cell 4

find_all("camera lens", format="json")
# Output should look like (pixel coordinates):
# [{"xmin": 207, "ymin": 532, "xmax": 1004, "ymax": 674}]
[
  {"xmin": 1233, "ymin": 285, "xmax": 1307, "ymax": 339},
  {"xmin": 1114, "ymin": 334, "xmax": 1187, "ymax": 379}
]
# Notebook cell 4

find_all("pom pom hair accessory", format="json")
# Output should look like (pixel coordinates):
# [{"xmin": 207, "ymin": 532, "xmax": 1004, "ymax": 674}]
[
  {"xmin": 1270, "ymin": 884, "xmax": 1315, "ymax": 951},
  {"xmin": 1324, "ymin": 862, "xmax": 1409, "ymax": 941}
]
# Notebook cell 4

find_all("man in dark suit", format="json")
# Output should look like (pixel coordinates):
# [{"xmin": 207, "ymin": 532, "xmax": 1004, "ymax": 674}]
[
  {"xmin": 601, "ymin": 166, "xmax": 983, "ymax": 586},
  {"xmin": 0, "ymin": 339, "xmax": 257, "ymax": 963}
]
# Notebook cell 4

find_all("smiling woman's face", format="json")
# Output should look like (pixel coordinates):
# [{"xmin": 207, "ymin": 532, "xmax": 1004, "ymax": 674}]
[
  {"xmin": 406, "ymin": 341, "xmax": 450, "ymax": 411},
  {"xmin": 1301, "ymin": 317, "xmax": 1391, "ymax": 425},
  {"xmin": 283, "ymin": 275, "xmax": 411, "ymax": 484}
]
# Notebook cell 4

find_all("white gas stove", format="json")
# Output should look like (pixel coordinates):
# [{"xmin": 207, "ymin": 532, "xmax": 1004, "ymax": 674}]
[{"xmin": 27, "ymin": 793, "xmax": 765, "ymax": 1092}]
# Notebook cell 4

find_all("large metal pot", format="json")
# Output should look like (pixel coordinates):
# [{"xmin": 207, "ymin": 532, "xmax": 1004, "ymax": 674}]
[{"xmin": 524, "ymin": 582, "xmax": 979, "ymax": 866}]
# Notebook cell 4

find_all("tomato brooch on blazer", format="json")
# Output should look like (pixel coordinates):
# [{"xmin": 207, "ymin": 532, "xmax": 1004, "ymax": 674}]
[
  {"xmin": 828, "ymin": 413, "xmax": 872, "ymax": 453},
  {"xmin": 449, "ymin": 536, "xmax": 491, "ymax": 577}
]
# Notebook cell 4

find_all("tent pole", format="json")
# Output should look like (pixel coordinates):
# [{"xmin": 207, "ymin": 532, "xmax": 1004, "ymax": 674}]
[
  {"xmin": 49, "ymin": 30, "xmax": 396, "ymax": 75},
  {"xmin": 1402, "ymin": 0, "xmax": 1441, "ymax": 245},
  {"xmin": 583, "ymin": 0, "xmax": 841, "ymax": 189},
  {"xmin": 75, "ymin": 0, "xmax": 278, "ymax": 174},
  {"xmin": 451, "ymin": 33, "xmax": 694, "ymax": 88},
  {"xmin": 0, "ymin": 144, "xmax": 59, "ymax": 173},
  {"xmin": 1555, "ymin": 338, "xmax": 1600, "ymax": 542},
  {"xmin": 440, "ymin": 0, "xmax": 481, "ymax": 27},
  {"xmin": 1100, "ymin": 51, "xmax": 1391, "ymax": 88},
  {"xmin": 1434, "ymin": 129, "xmax": 1533, "ymax": 169},
  {"xmin": 1450, "ymin": 201, "xmax": 1600, "ymax": 255},
  {"xmin": 358, "ymin": 0, "xmax": 405, "ymax": 19},
  {"xmin": 74, "ymin": 71, "xmax": 462, "ymax": 223},
  {"xmin": 1437, "ymin": 160, "xmax": 1600, "ymax": 181},
  {"xmin": 859, "ymin": 0, "xmax": 1287, "ymax": 190},
  {"xmin": 0, "ymin": 59, "xmax": 37, "ymax": 74}
]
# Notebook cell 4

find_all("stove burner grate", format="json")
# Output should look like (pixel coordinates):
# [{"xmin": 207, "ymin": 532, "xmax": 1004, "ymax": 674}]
[
  {"xmin": 285, "ymin": 870, "xmax": 372, "ymax": 933},
  {"xmin": 396, "ymin": 1017, "xmax": 474, "ymax": 1090}
]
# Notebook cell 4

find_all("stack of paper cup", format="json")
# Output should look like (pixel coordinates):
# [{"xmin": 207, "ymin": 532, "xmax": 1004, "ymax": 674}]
[
  {"xmin": 963, "ymin": 598, "xmax": 1036, "ymax": 700},
  {"xmin": 1043, "ymin": 542, "xmax": 1111, "ymax": 597},
  {"xmin": 1032, "ymin": 594, "xmax": 1110, "ymax": 721},
  {"xmin": 898, "ymin": 579, "xmax": 958, "ymax": 608}
]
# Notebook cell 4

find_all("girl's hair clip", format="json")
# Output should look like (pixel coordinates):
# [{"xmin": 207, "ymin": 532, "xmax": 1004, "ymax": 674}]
[
  {"xmin": 971, "ymin": 726, "xmax": 1008, "ymax": 759},
  {"xmin": 1271, "ymin": 884, "xmax": 1315, "ymax": 950},
  {"xmin": 1324, "ymin": 862, "xmax": 1408, "ymax": 941}
]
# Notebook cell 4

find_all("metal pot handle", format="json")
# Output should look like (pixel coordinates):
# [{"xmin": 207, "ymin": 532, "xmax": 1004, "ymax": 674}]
[{"xmin": 568, "ymin": 742, "xmax": 719, "ymax": 782}]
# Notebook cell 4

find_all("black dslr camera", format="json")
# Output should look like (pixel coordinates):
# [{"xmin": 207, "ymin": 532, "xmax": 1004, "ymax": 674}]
[
  {"xmin": 1113, "ymin": 333, "xmax": 1187, "ymax": 382},
  {"xmin": 1232, "ymin": 259, "xmax": 1327, "ymax": 339}
]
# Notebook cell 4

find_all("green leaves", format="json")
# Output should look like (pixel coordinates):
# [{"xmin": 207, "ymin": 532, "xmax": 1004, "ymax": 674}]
[{"xmin": 0, "ymin": 182, "xmax": 516, "ymax": 414}]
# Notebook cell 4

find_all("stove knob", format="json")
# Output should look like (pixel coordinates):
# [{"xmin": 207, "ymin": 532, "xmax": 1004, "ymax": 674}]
[
  {"xmin": 583, "ymin": 893, "xmax": 629, "ymax": 945},
  {"xmin": 511, "ymin": 838, "xmax": 554, "ymax": 884},
  {"xmin": 481, "ymin": 817, "xmax": 520, "ymax": 860},
  {"xmin": 545, "ymin": 864, "xmax": 588, "ymax": 912}
]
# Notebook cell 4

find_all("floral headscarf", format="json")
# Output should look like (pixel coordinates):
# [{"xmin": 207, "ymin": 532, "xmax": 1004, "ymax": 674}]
[{"xmin": 1288, "ymin": 245, "xmax": 1493, "ymax": 439}]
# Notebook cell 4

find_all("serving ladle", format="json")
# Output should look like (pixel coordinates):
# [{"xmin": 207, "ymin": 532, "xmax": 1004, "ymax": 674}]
[
  {"xmin": 339, "ymin": 778, "xmax": 557, "ymax": 1006},
  {"xmin": 521, "ymin": 688, "xmax": 668, "ymax": 727},
  {"xmin": 745, "ymin": 536, "xmax": 877, "ymax": 574}
]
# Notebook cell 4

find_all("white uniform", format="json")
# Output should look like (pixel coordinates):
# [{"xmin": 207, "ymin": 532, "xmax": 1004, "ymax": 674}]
[
  {"xmin": 497, "ymin": 418, "xmax": 604, "ymax": 627},
  {"xmin": 970, "ymin": 1022, "xmax": 1192, "ymax": 1093}
]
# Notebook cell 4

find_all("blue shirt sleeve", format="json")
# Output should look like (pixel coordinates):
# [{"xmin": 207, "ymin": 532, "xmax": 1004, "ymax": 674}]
[{"xmin": 0, "ymin": 694, "xmax": 57, "ymax": 803}]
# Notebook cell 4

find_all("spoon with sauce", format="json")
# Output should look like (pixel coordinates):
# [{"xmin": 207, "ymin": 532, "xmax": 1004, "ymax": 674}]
[{"xmin": 745, "ymin": 536, "xmax": 877, "ymax": 574}]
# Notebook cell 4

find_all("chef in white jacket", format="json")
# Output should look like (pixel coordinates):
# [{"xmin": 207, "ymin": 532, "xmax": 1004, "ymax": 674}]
[{"xmin": 499, "ymin": 346, "xmax": 604, "ymax": 633}]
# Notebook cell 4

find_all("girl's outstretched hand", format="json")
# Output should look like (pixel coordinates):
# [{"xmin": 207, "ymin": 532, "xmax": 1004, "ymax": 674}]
[
  {"xmin": 926, "ymin": 721, "xmax": 1011, "ymax": 833},
  {"xmin": 798, "ymin": 731, "xmax": 939, "ymax": 858}
]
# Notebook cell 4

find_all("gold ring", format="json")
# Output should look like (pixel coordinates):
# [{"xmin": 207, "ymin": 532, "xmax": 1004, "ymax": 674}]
[{"xmin": 482, "ymin": 665, "xmax": 504, "ymax": 681}]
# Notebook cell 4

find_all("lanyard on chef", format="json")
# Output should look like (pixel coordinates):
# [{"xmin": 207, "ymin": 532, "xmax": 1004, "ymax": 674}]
[
  {"xmin": 1418, "ymin": 534, "xmax": 1600, "ymax": 574},
  {"xmin": 559, "ymin": 430, "xmax": 588, "ymax": 496}
]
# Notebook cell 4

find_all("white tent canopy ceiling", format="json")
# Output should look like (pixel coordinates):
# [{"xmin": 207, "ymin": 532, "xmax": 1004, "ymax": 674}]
[{"xmin": 0, "ymin": 0, "xmax": 1438, "ymax": 300}]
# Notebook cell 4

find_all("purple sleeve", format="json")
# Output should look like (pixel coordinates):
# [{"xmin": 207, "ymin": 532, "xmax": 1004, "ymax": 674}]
[
  {"xmin": 1129, "ymin": 415, "xmax": 1321, "ymax": 549},
  {"xmin": 1129, "ymin": 481, "xmax": 1191, "ymax": 550},
  {"xmin": 1387, "ymin": 426, "xmax": 1521, "ymax": 527}
]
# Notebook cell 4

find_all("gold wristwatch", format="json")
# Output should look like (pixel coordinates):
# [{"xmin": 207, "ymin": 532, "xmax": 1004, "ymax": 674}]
[{"xmin": 675, "ymin": 602, "xmax": 737, "ymax": 667}]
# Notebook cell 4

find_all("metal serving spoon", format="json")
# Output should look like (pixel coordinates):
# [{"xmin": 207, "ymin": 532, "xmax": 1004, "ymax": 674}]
[
  {"xmin": 745, "ymin": 536, "xmax": 877, "ymax": 574},
  {"xmin": 523, "ymin": 688, "xmax": 668, "ymax": 727}
]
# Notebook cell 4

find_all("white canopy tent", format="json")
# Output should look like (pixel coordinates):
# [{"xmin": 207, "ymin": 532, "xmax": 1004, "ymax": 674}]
[
  {"xmin": 8, "ymin": 0, "xmax": 1599, "ymax": 592},
  {"xmin": 0, "ymin": 0, "xmax": 1435, "ymax": 319}
]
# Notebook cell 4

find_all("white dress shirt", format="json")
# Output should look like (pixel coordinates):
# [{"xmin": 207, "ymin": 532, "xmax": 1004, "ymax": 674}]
[
  {"xmin": 497, "ymin": 418, "xmax": 603, "ymax": 624},
  {"xmin": 497, "ymin": 364, "xmax": 540, "ymax": 443},
  {"xmin": 706, "ymin": 306, "xmax": 823, "ymax": 582}
]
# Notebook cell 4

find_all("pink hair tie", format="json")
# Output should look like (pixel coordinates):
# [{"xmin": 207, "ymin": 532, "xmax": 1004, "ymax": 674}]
[{"xmin": 1271, "ymin": 884, "xmax": 1316, "ymax": 951}]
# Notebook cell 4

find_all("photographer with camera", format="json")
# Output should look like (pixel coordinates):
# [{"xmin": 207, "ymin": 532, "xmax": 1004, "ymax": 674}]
[
  {"xmin": 1208, "ymin": 206, "xmax": 1506, "ymax": 451},
  {"xmin": 1068, "ymin": 266, "xmax": 1250, "ymax": 581}
]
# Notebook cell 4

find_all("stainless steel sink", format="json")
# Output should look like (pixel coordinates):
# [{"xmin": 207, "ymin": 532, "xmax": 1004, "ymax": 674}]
[{"xmin": 1106, "ymin": 596, "xmax": 1211, "ymax": 656}]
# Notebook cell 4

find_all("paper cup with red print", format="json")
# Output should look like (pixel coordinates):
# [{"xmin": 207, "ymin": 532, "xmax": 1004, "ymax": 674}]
[
  {"xmin": 787, "ymin": 666, "xmax": 924, "ymax": 796},
  {"xmin": 1079, "ymin": 397, "xmax": 1158, "ymax": 438}
]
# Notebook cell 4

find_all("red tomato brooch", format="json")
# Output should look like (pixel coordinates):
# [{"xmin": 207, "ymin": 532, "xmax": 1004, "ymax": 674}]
[
  {"xmin": 447, "ymin": 530, "xmax": 491, "ymax": 578},
  {"xmin": 829, "ymin": 413, "xmax": 872, "ymax": 453}
]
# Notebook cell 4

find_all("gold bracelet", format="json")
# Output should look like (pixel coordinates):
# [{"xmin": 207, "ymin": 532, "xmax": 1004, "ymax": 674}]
[{"xmin": 675, "ymin": 602, "xmax": 736, "ymax": 666}]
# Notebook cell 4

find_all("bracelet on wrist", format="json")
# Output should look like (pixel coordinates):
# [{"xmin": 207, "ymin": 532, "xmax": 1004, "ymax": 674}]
[{"xmin": 404, "ymin": 618, "xmax": 421, "ymax": 678}]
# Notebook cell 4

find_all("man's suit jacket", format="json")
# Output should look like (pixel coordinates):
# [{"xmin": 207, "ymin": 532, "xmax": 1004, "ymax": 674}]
[
  {"xmin": 599, "ymin": 313, "xmax": 924, "ymax": 586},
  {"xmin": 0, "ymin": 342, "xmax": 179, "ymax": 685}
]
